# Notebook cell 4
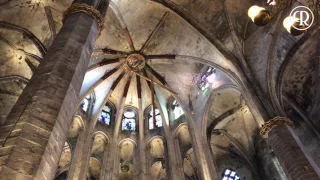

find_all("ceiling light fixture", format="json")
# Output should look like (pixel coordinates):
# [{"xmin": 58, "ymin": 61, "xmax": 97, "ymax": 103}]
[{"xmin": 248, "ymin": 0, "xmax": 318, "ymax": 36}]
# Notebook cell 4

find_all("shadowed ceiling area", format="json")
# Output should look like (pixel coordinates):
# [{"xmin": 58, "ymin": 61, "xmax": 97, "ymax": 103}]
[{"xmin": 0, "ymin": 0, "xmax": 260, "ymax": 125}]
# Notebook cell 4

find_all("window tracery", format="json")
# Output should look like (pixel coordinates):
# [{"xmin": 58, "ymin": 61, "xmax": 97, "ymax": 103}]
[
  {"xmin": 198, "ymin": 67, "xmax": 216, "ymax": 92},
  {"xmin": 222, "ymin": 169, "xmax": 240, "ymax": 180},
  {"xmin": 149, "ymin": 107, "xmax": 163, "ymax": 129},
  {"xmin": 122, "ymin": 108, "xmax": 137, "ymax": 131},
  {"xmin": 172, "ymin": 100, "xmax": 184, "ymax": 120},
  {"xmin": 98, "ymin": 104, "xmax": 111, "ymax": 125},
  {"xmin": 81, "ymin": 95, "xmax": 91, "ymax": 112}
]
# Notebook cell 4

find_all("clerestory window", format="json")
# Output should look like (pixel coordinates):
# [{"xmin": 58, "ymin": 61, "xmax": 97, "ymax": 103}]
[
  {"xmin": 222, "ymin": 169, "xmax": 240, "ymax": 180},
  {"xmin": 122, "ymin": 108, "xmax": 137, "ymax": 131}
]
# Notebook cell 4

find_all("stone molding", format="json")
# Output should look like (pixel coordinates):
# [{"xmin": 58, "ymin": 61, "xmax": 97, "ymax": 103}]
[
  {"xmin": 260, "ymin": 116, "xmax": 294, "ymax": 139},
  {"xmin": 63, "ymin": 3, "xmax": 104, "ymax": 35}
]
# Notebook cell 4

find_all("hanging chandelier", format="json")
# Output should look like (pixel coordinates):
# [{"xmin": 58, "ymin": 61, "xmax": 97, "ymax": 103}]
[{"xmin": 247, "ymin": 0, "xmax": 319, "ymax": 36}]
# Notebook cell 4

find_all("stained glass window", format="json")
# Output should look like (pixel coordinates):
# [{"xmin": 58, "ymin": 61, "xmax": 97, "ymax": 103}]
[
  {"xmin": 149, "ymin": 107, "xmax": 162, "ymax": 130},
  {"xmin": 222, "ymin": 169, "xmax": 240, "ymax": 180},
  {"xmin": 122, "ymin": 109, "xmax": 136, "ymax": 131},
  {"xmin": 199, "ymin": 67, "xmax": 216, "ymax": 92},
  {"xmin": 98, "ymin": 105, "xmax": 111, "ymax": 125},
  {"xmin": 81, "ymin": 95, "xmax": 91, "ymax": 112},
  {"xmin": 172, "ymin": 100, "xmax": 184, "ymax": 120}
]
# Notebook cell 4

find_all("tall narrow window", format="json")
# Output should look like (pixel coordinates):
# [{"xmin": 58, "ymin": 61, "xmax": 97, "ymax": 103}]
[
  {"xmin": 149, "ymin": 107, "xmax": 162, "ymax": 130},
  {"xmin": 122, "ymin": 109, "xmax": 136, "ymax": 131},
  {"xmin": 222, "ymin": 169, "xmax": 240, "ymax": 180},
  {"xmin": 98, "ymin": 104, "xmax": 111, "ymax": 125},
  {"xmin": 199, "ymin": 67, "xmax": 216, "ymax": 92},
  {"xmin": 172, "ymin": 100, "xmax": 184, "ymax": 120},
  {"xmin": 81, "ymin": 95, "xmax": 91, "ymax": 112}
]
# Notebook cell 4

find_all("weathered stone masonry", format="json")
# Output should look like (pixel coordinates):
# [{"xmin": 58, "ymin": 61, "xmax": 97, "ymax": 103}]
[{"xmin": 0, "ymin": 1, "xmax": 109, "ymax": 179}]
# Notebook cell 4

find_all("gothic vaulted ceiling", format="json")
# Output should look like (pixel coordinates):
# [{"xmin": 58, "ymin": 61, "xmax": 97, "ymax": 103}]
[
  {"xmin": 0, "ymin": 0, "xmax": 260, "ymax": 124},
  {"xmin": 0, "ymin": 0, "xmax": 317, "ymax": 178}
]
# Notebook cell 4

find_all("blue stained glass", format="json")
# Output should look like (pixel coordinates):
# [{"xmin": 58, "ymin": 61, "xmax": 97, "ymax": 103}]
[
  {"xmin": 126, "ymin": 121, "xmax": 132, "ymax": 130},
  {"xmin": 122, "ymin": 109, "xmax": 136, "ymax": 131},
  {"xmin": 98, "ymin": 105, "xmax": 111, "ymax": 125},
  {"xmin": 122, "ymin": 118, "xmax": 136, "ymax": 131},
  {"xmin": 81, "ymin": 98, "xmax": 89, "ymax": 112},
  {"xmin": 81, "ymin": 101, "xmax": 85, "ymax": 108},
  {"xmin": 222, "ymin": 169, "xmax": 240, "ymax": 180}
]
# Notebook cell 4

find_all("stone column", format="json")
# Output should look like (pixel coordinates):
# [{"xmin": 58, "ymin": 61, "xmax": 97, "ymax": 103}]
[
  {"xmin": 154, "ymin": 102, "xmax": 184, "ymax": 180},
  {"xmin": 172, "ymin": 136, "xmax": 185, "ymax": 179},
  {"xmin": 100, "ymin": 142, "xmax": 110, "ymax": 180},
  {"xmin": 137, "ymin": 83, "xmax": 147, "ymax": 180},
  {"xmin": 110, "ymin": 142, "xmax": 120, "ymax": 180},
  {"xmin": 132, "ymin": 146, "xmax": 139, "ymax": 180},
  {"xmin": 146, "ymin": 145, "xmax": 151, "ymax": 178},
  {"xmin": 0, "ymin": 1, "xmax": 109, "ymax": 180},
  {"xmin": 105, "ymin": 140, "xmax": 117, "ymax": 180},
  {"xmin": 184, "ymin": 114, "xmax": 219, "ymax": 180},
  {"xmin": 261, "ymin": 117, "xmax": 320, "ymax": 180},
  {"xmin": 78, "ymin": 135, "xmax": 95, "ymax": 180},
  {"xmin": 67, "ymin": 126, "xmax": 86, "ymax": 179}
]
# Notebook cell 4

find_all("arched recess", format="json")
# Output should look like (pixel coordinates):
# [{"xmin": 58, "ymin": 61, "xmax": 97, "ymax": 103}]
[
  {"xmin": 147, "ymin": 136, "xmax": 167, "ymax": 179},
  {"xmin": 55, "ymin": 141, "xmax": 72, "ymax": 179},
  {"xmin": 208, "ymin": 114, "xmax": 261, "ymax": 178},
  {"xmin": 174, "ymin": 123, "xmax": 199, "ymax": 179},
  {"xmin": 88, "ymin": 156, "xmax": 102, "ymax": 180},
  {"xmin": 167, "ymin": 96, "xmax": 185, "ymax": 129},
  {"xmin": 202, "ymin": 85, "xmax": 243, "ymax": 137},
  {"xmin": 277, "ymin": 28, "xmax": 320, "ymax": 172},
  {"xmin": 276, "ymin": 27, "xmax": 319, "ymax": 112},
  {"xmin": 175, "ymin": 124, "xmax": 192, "ymax": 153},
  {"xmin": 0, "ymin": 21, "xmax": 46, "ymax": 56},
  {"xmin": 118, "ymin": 138, "xmax": 137, "ymax": 180},
  {"xmin": 68, "ymin": 115, "xmax": 85, "ymax": 138},
  {"xmin": 55, "ymin": 115, "xmax": 85, "ymax": 179},
  {"xmin": 150, "ymin": 161, "xmax": 167, "ymax": 180},
  {"xmin": 201, "ymin": 84, "xmax": 246, "ymax": 138},
  {"xmin": 183, "ymin": 148, "xmax": 198, "ymax": 180},
  {"xmin": 204, "ymin": 85, "xmax": 261, "ymax": 178},
  {"xmin": 210, "ymin": 131, "xmax": 258, "ymax": 180},
  {"xmin": 216, "ymin": 155, "xmax": 254, "ymax": 180},
  {"xmin": 145, "ymin": 105, "xmax": 164, "ymax": 130},
  {"xmin": 277, "ymin": 29, "xmax": 318, "ymax": 117},
  {"xmin": 79, "ymin": 131, "xmax": 109, "ymax": 178},
  {"xmin": 91, "ymin": 131, "xmax": 109, "ymax": 155},
  {"xmin": 0, "ymin": 22, "xmax": 45, "ymax": 125}
]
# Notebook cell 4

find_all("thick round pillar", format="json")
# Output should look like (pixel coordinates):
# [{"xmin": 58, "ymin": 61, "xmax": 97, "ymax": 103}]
[
  {"xmin": 100, "ymin": 142, "xmax": 110, "ymax": 180},
  {"xmin": 0, "ymin": 1, "xmax": 109, "ymax": 180},
  {"xmin": 262, "ymin": 117, "xmax": 320, "ymax": 180}
]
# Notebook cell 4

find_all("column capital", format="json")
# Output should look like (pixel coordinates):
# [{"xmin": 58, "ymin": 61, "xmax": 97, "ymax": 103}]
[
  {"xmin": 260, "ymin": 116, "xmax": 294, "ymax": 139},
  {"xmin": 63, "ymin": 3, "xmax": 104, "ymax": 35}
]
